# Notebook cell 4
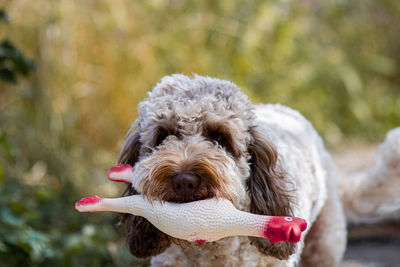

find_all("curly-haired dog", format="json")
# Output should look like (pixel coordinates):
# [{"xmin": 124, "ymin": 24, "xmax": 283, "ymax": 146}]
[{"xmin": 118, "ymin": 74, "xmax": 399, "ymax": 267}]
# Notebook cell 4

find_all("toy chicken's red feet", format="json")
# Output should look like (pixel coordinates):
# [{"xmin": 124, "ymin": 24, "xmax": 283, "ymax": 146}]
[
  {"xmin": 75, "ymin": 195, "xmax": 104, "ymax": 212},
  {"xmin": 107, "ymin": 164, "xmax": 133, "ymax": 183},
  {"xmin": 264, "ymin": 216, "xmax": 307, "ymax": 243}
]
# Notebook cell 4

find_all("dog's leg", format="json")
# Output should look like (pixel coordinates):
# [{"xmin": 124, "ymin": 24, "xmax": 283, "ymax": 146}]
[{"xmin": 301, "ymin": 178, "xmax": 347, "ymax": 267}]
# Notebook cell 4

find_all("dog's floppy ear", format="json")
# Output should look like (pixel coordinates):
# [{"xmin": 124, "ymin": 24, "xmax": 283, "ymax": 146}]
[
  {"xmin": 119, "ymin": 124, "xmax": 171, "ymax": 258},
  {"xmin": 246, "ymin": 126, "xmax": 295, "ymax": 260},
  {"xmin": 119, "ymin": 123, "xmax": 142, "ymax": 166},
  {"xmin": 121, "ymin": 186, "xmax": 171, "ymax": 258}
]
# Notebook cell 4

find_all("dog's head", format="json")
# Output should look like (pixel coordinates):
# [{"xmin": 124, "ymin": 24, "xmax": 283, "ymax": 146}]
[{"xmin": 119, "ymin": 74, "xmax": 294, "ymax": 259}]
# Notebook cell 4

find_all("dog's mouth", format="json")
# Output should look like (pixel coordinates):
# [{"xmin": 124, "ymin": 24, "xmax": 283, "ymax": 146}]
[
  {"xmin": 166, "ymin": 184, "xmax": 216, "ymax": 203},
  {"xmin": 140, "ymin": 175, "xmax": 219, "ymax": 204},
  {"xmin": 167, "ymin": 192, "xmax": 215, "ymax": 204}
]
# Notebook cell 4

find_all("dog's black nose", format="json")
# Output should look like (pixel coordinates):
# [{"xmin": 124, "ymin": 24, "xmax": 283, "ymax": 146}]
[{"xmin": 171, "ymin": 172, "xmax": 201, "ymax": 198}]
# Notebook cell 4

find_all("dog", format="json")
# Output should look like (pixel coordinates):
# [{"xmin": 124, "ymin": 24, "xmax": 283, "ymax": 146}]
[{"xmin": 117, "ymin": 74, "xmax": 399, "ymax": 267}]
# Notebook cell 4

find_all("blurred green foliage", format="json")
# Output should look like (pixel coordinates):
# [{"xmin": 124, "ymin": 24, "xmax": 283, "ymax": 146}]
[
  {"xmin": 0, "ymin": 9, "xmax": 35, "ymax": 83},
  {"xmin": 0, "ymin": 0, "xmax": 399, "ymax": 266},
  {"xmin": 0, "ymin": 7, "xmax": 147, "ymax": 267},
  {"xmin": 0, "ymin": 39, "xmax": 36, "ymax": 83}
]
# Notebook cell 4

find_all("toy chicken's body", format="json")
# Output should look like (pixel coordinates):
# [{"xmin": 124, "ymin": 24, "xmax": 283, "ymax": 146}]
[{"xmin": 75, "ymin": 194, "xmax": 307, "ymax": 243}]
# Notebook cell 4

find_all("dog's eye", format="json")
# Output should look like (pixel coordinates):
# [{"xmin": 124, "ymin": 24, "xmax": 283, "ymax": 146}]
[
  {"xmin": 154, "ymin": 127, "xmax": 176, "ymax": 147},
  {"xmin": 210, "ymin": 133, "xmax": 225, "ymax": 144},
  {"xmin": 155, "ymin": 133, "xmax": 170, "ymax": 147},
  {"xmin": 205, "ymin": 128, "xmax": 239, "ymax": 157},
  {"xmin": 206, "ymin": 131, "xmax": 228, "ymax": 147}
]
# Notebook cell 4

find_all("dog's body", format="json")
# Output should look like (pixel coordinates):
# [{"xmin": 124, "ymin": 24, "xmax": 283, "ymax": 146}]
[
  {"xmin": 149, "ymin": 103, "xmax": 346, "ymax": 267},
  {"xmin": 118, "ymin": 74, "xmax": 397, "ymax": 267}
]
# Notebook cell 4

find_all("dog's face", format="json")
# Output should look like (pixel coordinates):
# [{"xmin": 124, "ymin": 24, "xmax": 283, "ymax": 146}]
[
  {"xmin": 138, "ymin": 134, "xmax": 245, "ymax": 205},
  {"xmin": 124, "ymin": 75, "xmax": 255, "ymax": 206},
  {"xmin": 119, "ymin": 75, "xmax": 295, "ymax": 260}
]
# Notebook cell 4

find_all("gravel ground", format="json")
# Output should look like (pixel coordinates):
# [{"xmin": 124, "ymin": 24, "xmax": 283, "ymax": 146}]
[{"xmin": 341, "ymin": 224, "xmax": 400, "ymax": 267}]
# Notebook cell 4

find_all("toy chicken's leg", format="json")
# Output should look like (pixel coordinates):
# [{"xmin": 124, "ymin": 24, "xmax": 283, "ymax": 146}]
[
  {"xmin": 107, "ymin": 164, "xmax": 133, "ymax": 183},
  {"xmin": 75, "ymin": 195, "xmax": 145, "ymax": 215}
]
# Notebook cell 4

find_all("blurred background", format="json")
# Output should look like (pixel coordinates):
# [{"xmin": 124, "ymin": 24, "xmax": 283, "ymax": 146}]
[{"xmin": 0, "ymin": 0, "xmax": 399, "ymax": 266}]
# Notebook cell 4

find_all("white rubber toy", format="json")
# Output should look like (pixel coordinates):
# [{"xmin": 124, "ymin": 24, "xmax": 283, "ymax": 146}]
[{"xmin": 75, "ymin": 194, "xmax": 307, "ymax": 243}]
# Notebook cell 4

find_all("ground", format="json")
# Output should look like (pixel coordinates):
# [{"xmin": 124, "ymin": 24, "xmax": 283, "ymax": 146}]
[{"xmin": 342, "ymin": 223, "xmax": 400, "ymax": 267}]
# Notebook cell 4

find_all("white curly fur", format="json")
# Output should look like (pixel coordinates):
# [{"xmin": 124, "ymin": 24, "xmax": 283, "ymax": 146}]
[
  {"xmin": 121, "ymin": 74, "xmax": 399, "ymax": 267},
  {"xmin": 339, "ymin": 128, "xmax": 400, "ymax": 223}
]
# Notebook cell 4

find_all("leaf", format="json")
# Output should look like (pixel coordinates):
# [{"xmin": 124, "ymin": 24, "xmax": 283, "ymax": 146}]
[
  {"xmin": 0, "ymin": 68, "xmax": 17, "ymax": 83},
  {"xmin": 0, "ymin": 9, "xmax": 9, "ymax": 23},
  {"xmin": 24, "ymin": 229, "xmax": 51, "ymax": 261},
  {"xmin": 0, "ymin": 131, "xmax": 15, "ymax": 159},
  {"xmin": 0, "ymin": 39, "xmax": 35, "ymax": 83},
  {"xmin": 0, "ymin": 163, "xmax": 3, "ymax": 185},
  {"xmin": 0, "ymin": 208, "xmax": 24, "ymax": 228},
  {"xmin": 0, "ymin": 240, "xmax": 7, "ymax": 252}
]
